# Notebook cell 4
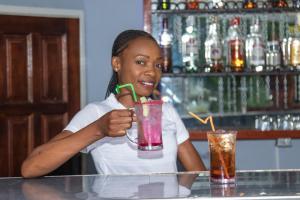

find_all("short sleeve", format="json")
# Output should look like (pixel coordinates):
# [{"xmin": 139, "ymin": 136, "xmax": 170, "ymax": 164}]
[
  {"xmin": 163, "ymin": 103, "xmax": 189, "ymax": 145},
  {"xmin": 64, "ymin": 103, "xmax": 104, "ymax": 153}
]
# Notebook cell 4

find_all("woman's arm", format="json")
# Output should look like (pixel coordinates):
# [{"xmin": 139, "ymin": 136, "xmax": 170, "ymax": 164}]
[
  {"xmin": 21, "ymin": 121, "xmax": 103, "ymax": 178},
  {"xmin": 177, "ymin": 139, "xmax": 207, "ymax": 171},
  {"xmin": 21, "ymin": 109, "xmax": 134, "ymax": 178}
]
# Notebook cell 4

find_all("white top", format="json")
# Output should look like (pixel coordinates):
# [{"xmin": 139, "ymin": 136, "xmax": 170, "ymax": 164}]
[{"xmin": 64, "ymin": 94, "xmax": 189, "ymax": 175}]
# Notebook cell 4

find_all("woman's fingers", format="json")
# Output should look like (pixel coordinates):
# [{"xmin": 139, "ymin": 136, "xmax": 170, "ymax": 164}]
[
  {"xmin": 107, "ymin": 123, "xmax": 133, "ymax": 136},
  {"xmin": 112, "ymin": 109, "xmax": 132, "ymax": 117},
  {"xmin": 104, "ymin": 109, "xmax": 136, "ymax": 136}
]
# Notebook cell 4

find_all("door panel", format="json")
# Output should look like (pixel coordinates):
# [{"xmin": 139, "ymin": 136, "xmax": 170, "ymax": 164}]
[
  {"xmin": 0, "ymin": 114, "xmax": 34, "ymax": 176},
  {"xmin": 0, "ymin": 15, "xmax": 81, "ymax": 177},
  {"xmin": 3, "ymin": 34, "xmax": 33, "ymax": 103},
  {"xmin": 41, "ymin": 114, "xmax": 68, "ymax": 143},
  {"xmin": 40, "ymin": 35, "xmax": 68, "ymax": 102}
]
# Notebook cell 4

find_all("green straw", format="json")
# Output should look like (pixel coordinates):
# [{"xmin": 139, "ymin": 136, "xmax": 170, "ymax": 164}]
[{"xmin": 115, "ymin": 83, "xmax": 138, "ymax": 102}]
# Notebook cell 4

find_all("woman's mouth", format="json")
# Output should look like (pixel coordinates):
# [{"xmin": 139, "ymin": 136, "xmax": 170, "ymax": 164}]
[{"xmin": 138, "ymin": 80, "xmax": 155, "ymax": 88}]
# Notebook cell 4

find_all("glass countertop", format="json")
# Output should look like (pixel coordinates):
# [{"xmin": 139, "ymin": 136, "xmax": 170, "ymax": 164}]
[{"xmin": 1, "ymin": 169, "xmax": 300, "ymax": 199}]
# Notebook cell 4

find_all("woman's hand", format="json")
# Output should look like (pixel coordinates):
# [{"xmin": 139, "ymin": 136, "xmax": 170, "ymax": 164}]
[{"xmin": 96, "ymin": 109, "xmax": 136, "ymax": 137}]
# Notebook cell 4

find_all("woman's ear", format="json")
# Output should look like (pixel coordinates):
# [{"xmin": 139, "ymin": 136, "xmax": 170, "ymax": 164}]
[{"xmin": 111, "ymin": 56, "xmax": 121, "ymax": 72}]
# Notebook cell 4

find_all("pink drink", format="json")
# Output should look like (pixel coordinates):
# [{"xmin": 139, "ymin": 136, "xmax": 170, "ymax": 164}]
[{"xmin": 135, "ymin": 100, "xmax": 163, "ymax": 151}]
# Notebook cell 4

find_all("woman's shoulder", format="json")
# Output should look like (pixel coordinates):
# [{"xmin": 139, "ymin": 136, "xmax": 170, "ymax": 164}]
[{"xmin": 83, "ymin": 94, "xmax": 118, "ymax": 111}]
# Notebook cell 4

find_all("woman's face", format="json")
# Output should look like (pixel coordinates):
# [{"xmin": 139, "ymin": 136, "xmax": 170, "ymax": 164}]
[{"xmin": 113, "ymin": 37, "xmax": 163, "ymax": 99}]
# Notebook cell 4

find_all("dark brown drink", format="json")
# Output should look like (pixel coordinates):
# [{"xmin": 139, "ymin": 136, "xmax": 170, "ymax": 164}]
[{"xmin": 207, "ymin": 130, "xmax": 237, "ymax": 184}]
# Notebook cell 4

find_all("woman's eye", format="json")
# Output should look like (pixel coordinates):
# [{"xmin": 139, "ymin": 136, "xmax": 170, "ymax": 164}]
[
  {"xmin": 136, "ymin": 60, "xmax": 145, "ymax": 65},
  {"xmin": 155, "ymin": 63, "xmax": 163, "ymax": 70}
]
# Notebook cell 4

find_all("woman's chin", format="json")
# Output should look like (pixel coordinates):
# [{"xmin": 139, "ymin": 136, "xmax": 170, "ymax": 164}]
[{"xmin": 137, "ymin": 91, "xmax": 153, "ymax": 98}]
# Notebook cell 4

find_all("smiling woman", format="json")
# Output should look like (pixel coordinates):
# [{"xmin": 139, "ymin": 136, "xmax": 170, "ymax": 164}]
[
  {"xmin": 111, "ymin": 33, "xmax": 162, "ymax": 105},
  {"xmin": 21, "ymin": 29, "xmax": 206, "ymax": 178}
]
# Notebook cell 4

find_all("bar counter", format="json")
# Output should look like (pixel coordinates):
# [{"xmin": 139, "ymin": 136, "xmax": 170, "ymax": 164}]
[{"xmin": 1, "ymin": 170, "xmax": 300, "ymax": 199}]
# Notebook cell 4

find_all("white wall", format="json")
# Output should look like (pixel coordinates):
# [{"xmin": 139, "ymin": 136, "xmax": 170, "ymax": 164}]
[{"xmin": 83, "ymin": 0, "xmax": 143, "ymax": 102}]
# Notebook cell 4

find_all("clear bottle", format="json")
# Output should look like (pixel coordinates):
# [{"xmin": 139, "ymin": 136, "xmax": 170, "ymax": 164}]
[
  {"xmin": 204, "ymin": 16, "xmax": 223, "ymax": 72},
  {"xmin": 159, "ymin": 17, "xmax": 173, "ymax": 72},
  {"xmin": 212, "ymin": 0, "xmax": 224, "ymax": 8},
  {"xmin": 293, "ymin": 0, "xmax": 300, "ymax": 8},
  {"xmin": 245, "ymin": 18, "xmax": 265, "ymax": 72},
  {"xmin": 290, "ymin": 23, "xmax": 300, "ymax": 70},
  {"xmin": 281, "ymin": 37, "xmax": 292, "ymax": 67},
  {"xmin": 266, "ymin": 41, "xmax": 281, "ymax": 70},
  {"xmin": 227, "ymin": 17, "xmax": 245, "ymax": 72},
  {"xmin": 181, "ymin": 16, "xmax": 200, "ymax": 72}
]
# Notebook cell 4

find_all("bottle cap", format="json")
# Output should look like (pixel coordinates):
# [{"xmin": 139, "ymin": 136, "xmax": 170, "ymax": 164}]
[{"xmin": 230, "ymin": 17, "xmax": 240, "ymax": 26}]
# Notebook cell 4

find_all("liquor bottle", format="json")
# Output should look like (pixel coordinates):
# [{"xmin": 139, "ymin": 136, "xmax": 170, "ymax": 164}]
[
  {"xmin": 266, "ymin": 41, "xmax": 281, "ymax": 70},
  {"xmin": 293, "ymin": 0, "xmax": 300, "ymax": 8},
  {"xmin": 266, "ymin": 21, "xmax": 281, "ymax": 70},
  {"xmin": 186, "ymin": 0, "xmax": 199, "ymax": 9},
  {"xmin": 174, "ymin": 0, "xmax": 187, "ymax": 10},
  {"xmin": 227, "ymin": 17, "xmax": 245, "ymax": 72},
  {"xmin": 181, "ymin": 16, "xmax": 200, "ymax": 72},
  {"xmin": 204, "ymin": 16, "xmax": 223, "ymax": 72},
  {"xmin": 212, "ymin": 0, "xmax": 224, "ymax": 9},
  {"xmin": 290, "ymin": 25, "xmax": 300, "ymax": 69},
  {"xmin": 273, "ymin": 0, "xmax": 288, "ymax": 7},
  {"xmin": 243, "ymin": 0, "xmax": 257, "ymax": 8},
  {"xmin": 245, "ymin": 18, "xmax": 265, "ymax": 72},
  {"xmin": 157, "ymin": 0, "xmax": 171, "ymax": 10},
  {"xmin": 158, "ymin": 17, "xmax": 173, "ymax": 73}
]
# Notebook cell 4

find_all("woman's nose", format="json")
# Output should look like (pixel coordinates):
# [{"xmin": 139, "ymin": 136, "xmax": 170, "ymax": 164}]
[{"xmin": 144, "ymin": 64, "xmax": 156, "ymax": 76}]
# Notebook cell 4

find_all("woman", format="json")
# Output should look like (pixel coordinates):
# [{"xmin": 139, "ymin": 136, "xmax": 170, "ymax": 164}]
[{"xmin": 21, "ymin": 29, "xmax": 206, "ymax": 178}]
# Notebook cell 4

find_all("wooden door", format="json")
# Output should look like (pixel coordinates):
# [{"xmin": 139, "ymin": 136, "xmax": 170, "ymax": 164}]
[{"xmin": 0, "ymin": 15, "xmax": 81, "ymax": 177}]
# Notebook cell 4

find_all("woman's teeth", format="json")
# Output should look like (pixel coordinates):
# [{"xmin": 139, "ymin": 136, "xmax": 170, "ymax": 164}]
[{"xmin": 141, "ymin": 81, "xmax": 154, "ymax": 86}]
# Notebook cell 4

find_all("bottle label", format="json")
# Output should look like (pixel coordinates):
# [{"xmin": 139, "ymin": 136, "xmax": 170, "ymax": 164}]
[
  {"xmin": 210, "ymin": 44, "xmax": 222, "ymax": 60},
  {"xmin": 186, "ymin": 37, "xmax": 199, "ymax": 55},
  {"xmin": 291, "ymin": 38, "xmax": 300, "ymax": 66},
  {"xmin": 250, "ymin": 41, "xmax": 265, "ymax": 66}
]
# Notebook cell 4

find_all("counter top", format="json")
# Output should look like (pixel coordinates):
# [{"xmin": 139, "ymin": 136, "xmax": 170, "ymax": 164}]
[{"xmin": 1, "ymin": 169, "xmax": 300, "ymax": 199}]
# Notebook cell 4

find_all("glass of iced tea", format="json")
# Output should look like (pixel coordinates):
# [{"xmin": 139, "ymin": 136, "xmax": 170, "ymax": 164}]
[{"xmin": 207, "ymin": 130, "xmax": 237, "ymax": 184}]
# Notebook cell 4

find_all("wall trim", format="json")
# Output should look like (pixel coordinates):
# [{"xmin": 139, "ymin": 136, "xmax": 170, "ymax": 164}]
[{"xmin": 0, "ymin": 5, "xmax": 86, "ymax": 108}]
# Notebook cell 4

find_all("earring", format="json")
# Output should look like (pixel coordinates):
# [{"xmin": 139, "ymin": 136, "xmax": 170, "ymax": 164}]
[{"xmin": 114, "ymin": 68, "xmax": 119, "ymax": 72}]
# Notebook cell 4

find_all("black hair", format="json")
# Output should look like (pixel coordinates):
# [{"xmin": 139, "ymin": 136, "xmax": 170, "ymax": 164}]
[{"xmin": 105, "ymin": 29, "xmax": 158, "ymax": 98}]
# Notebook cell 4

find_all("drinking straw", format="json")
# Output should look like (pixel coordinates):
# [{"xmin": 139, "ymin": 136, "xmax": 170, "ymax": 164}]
[
  {"xmin": 188, "ymin": 111, "xmax": 230, "ymax": 179},
  {"xmin": 188, "ymin": 112, "xmax": 215, "ymax": 131},
  {"xmin": 115, "ymin": 83, "xmax": 138, "ymax": 102}
]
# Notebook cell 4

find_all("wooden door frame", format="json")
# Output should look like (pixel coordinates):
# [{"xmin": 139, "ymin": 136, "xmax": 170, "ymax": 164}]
[
  {"xmin": 0, "ymin": 5, "xmax": 87, "ymax": 174},
  {"xmin": 0, "ymin": 4, "xmax": 86, "ymax": 108}
]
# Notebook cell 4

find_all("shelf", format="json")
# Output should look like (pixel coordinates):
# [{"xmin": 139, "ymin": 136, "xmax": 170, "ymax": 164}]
[
  {"xmin": 189, "ymin": 129, "xmax": 300, "ymax": 140},
  {"xmin": 162, "ymin": 69, "xmax": 300, "ymax": 78},
  {"xmin": 153, "ymin": 7, "xmax": 300, "ymax": 15},
  {"xmin": 180, "ymin": 109, "xmax": 300, "ymax": 119},
  {"xmin": 145, "ymin": 0, "xmax": 300, "ymax": 140}
]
